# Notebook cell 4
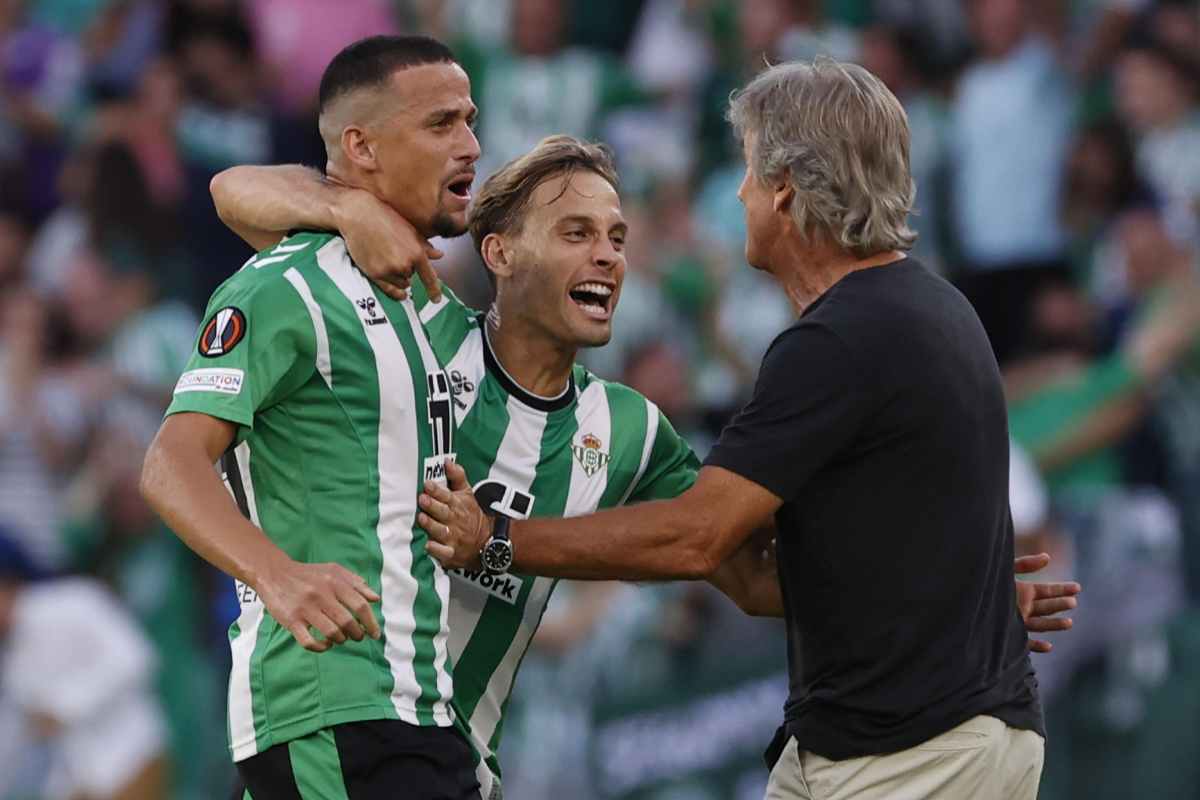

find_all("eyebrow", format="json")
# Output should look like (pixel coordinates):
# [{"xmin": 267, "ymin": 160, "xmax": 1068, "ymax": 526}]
[
  {"xmin": 424, "ymin": 104, "xmax": 478, "ymax": 126},
  {"xmin": 556, "ymin": 215, "xmax": 627, "ymax": 232}
]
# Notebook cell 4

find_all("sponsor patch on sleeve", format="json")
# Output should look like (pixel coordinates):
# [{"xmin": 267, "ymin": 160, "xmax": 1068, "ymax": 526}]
[
  {"xmin": 198, "ymin": 306, "xmax": 247, "ymax": 357},
  {"xmin": 174, "ymin": 368, "xmax": 245, "ymax": 396}
]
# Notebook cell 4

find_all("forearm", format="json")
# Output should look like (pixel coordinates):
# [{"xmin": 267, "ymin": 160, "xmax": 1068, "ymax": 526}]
[
  {"xmin": 210, "ymin": 165, "xmax": 345, "ymax": 251},
  {"xmin": 140, "ymin": 433, "xmax": 288, "ymax": 587},
  {"xmin": 707, "ymin": 530, "xmax": 784, "ymax": 617},
  {"xmin": 510, "ymin": 497, "xmax": 722, "ymax": 581}
]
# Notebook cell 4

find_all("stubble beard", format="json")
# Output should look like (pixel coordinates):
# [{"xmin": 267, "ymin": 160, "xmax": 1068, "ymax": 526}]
[{"xmin": 431, "ymin": 210, "xmax": 467, "ymax": 240}]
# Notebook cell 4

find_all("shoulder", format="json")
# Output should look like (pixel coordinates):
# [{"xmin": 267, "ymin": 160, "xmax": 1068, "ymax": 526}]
[
  {"xmin": 574, "ymin": 368, "xmax": 661, "ymax": 431},
  {"xmin": 207, "ymin": 232, "xmax": 338, "ymax": 315},
  {"xmin": 762, "ymin": 316, "xmax": 854, "ymax": 365}
]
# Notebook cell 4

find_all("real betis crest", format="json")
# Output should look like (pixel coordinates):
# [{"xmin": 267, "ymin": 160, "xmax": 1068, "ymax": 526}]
[{"xmin": 572, "ymin": 433, "xmax": 611, "ymax": 477}]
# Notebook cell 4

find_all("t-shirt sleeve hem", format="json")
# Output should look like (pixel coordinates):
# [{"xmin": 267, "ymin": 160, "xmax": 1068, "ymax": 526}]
[
  {"xmin": 703, "ymin": 447, "xmax": 789, "ymax": 502},
  {"xmin": 164, "ymin": 397, "xmax": 253, "ymax": 429}
]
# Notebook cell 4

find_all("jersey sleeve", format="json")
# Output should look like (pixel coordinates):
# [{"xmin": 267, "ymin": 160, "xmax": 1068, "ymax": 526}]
[
  {"xmin": 165, "ymin": 277, "xmax": 317, "ymax": 429},
  {"xmin": 627, "ymin": 409, "xmax": 700, "ymax": 503}
]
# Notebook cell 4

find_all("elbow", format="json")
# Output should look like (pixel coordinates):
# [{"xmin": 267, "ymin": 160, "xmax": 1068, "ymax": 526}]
[
  {"xmin": 209, "ymin": 168, "xmax": 241, "ymax": 221},
  {"xmin": 138, "ymin": 441, "xmax": 164, "ymax": 511}
]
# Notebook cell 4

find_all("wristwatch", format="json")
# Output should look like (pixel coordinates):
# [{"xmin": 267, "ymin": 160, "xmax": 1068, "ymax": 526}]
[{"xmin": 480, "ymin": 514, "xmax": 514, "ymax": 575}]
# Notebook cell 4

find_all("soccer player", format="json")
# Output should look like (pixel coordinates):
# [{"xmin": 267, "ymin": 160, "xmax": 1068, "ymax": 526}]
[
  {"xmin": 140, "ymin": 36, "xmax": 481, "ymax": 798},
  {"xmin": 212, "ymin": 137, "xmax": 1078, "ymax": 799}
]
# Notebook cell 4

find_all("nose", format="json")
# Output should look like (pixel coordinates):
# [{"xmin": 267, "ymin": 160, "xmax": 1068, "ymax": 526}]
[
  {"xmin": 459, "ymin": 122, "xmax": 481, "ymax": 164},
  {"xmin": 593, "ymin": 236, "xmax": 620, "ymax": 270}
]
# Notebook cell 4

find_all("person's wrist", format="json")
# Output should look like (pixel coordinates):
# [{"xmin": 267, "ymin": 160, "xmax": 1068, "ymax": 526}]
[
  {"xmin": 327, "ymin": 185, "xmax": 361, "ymax": 233},
  {"xmin": 245, "ymin": 545, "xmax": 293, "ymax": 594},
  {"xmin": 476, "ymin": 513, "xmax": 495, "ymax": 549},
  {"xmin": 479, "ymin": 515, "xmax": 514, "ymax": 575}
]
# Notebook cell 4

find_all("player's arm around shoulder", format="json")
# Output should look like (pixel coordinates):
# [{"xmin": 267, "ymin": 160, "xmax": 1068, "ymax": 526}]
[{"xmin": 211, "ymin": 163, "xmax": 444, "ymax": 302}]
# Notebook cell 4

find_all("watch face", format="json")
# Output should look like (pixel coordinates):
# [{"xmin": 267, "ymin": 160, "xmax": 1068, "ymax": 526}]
[{"xmin": 482, "ymin": 538, "xmax": 514, "ymax": 574}]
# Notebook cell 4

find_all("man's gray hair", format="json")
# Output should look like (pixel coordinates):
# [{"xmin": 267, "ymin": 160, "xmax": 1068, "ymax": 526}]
[{"xmin": 728, "ymin": 58, "xmax": 917, "ymax": 256}]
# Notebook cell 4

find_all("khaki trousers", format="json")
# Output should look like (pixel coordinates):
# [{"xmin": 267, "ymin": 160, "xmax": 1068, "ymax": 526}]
[{"xmin": 765, "ymin": 715, "xmax": 1044, "ymax": 800}]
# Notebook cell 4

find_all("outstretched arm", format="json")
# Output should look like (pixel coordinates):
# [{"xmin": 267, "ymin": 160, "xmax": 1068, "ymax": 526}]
[
  {"xmin": 420, "ymin": 462, "xmax": 781, "ymax": 581},
  {"xmin": 210, "ymin": 164, "xmax": 443, "ymax": 300}
]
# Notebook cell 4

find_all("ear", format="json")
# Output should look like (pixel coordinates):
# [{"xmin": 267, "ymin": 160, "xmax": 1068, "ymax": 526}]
[
  {"xmin": 480, "ymin": 233, "xmax": 515, "ymax": 283},
  {"xmin": 772, "ymin": 181, "xmax": 795, "ymax": 215},
  {"xmin": 340, "ymin": 125, "xmax": 377, "ymax": 172}
]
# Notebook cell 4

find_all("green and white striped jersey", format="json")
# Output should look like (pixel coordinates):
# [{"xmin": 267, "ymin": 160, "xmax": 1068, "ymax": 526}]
[
  {"xmin": 411, "ymin": 282, "xmax": 699, "ymax": 799},
  {"xmin": 165, "ymin": 232, "xmax": 457, "ymax": 762}
]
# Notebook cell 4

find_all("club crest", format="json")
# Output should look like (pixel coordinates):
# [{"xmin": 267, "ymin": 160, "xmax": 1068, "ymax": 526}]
[{"xmin": 572, "ymin": 433, "xmax": 610, "ymax": 477}]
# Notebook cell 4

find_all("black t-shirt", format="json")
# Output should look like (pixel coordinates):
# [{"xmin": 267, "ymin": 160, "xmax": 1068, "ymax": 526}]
[{"xmin": 706, "ymin": 258, "xmax": 1044, "ymax": 761}]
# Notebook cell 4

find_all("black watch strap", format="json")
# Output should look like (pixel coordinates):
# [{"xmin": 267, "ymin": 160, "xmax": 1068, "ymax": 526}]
[{"xmin": 489, "ymin": 514, "xmax": 511, "ymax": 542}]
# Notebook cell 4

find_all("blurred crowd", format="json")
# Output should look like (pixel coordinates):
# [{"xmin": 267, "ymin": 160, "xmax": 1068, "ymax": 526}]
[{"xmin": 1, "ymin": 0, "xmax": 1200, "ymax": 798}]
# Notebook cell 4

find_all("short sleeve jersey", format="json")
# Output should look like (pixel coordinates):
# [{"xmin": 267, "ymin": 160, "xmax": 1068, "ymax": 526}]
[{"xmin": 166, "ymin": 232, "xmax": 457, "ymax": 761}]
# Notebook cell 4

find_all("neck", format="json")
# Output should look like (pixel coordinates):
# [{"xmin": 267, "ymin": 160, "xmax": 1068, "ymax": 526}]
[
  {"xmin": 770, "ymin": 236, "xmax": 906, "ymax": 315},
  {"xmin": 485, "ymin": 305, "xmax": 577, "ymax": 399}
]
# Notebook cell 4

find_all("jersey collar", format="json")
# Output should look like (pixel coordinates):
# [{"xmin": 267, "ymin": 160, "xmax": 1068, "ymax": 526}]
[{"xmin": 480, "ymin": 318, "xmax": 576, "ymax": 413}]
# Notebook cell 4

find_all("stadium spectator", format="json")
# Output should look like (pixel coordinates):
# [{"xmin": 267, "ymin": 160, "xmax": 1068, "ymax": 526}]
[
  {"xmin": 0, "ymin": 530, "xmax": 169, "ymax": 800},
  {"xmin": 858, "ymin": 23, "xmax": 951, "ymax": 272},
  {"xmin": 0, "ymin": 285, "xmax": 68, "ymax": 570},
  {"xmin": 457, "ymin": 0, "xmax": 648, "ymax": 181},
  {"xmin": 950, "ymin": 0, "xmax": 1075, "ymax": 362},
  {"xmin": 1113, "ymin": 37, "xmax": 1200, "ymax": 240}
]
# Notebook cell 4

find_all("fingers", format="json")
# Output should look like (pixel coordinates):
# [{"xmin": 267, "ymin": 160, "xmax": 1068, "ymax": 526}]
[
  {"xmin": 371, "ymin": 276, "xmax": 409, "ymax": 302},
  {"xmin": 1033, "ymin": 596, "xmax": 1074, "ymax": 616},
  {"xmin": 445, "ymin": 460, "xmax": 469, "ymax": 491},
  {"xmin": 418, "ymin": 493, "xmax": 452, "ymax": 524},
  {"xmin": 287, "ymin": 621, "xmax": 331, "ymax": 653},
  {"xmin": 332, "ymin": 565, "xmax": 381, "ymax": 602},
  {"xmin": 311, "ymin": 609, "xmax": 349, "ymax": 644},
  {"xmin": 1026, "ymin": 616, "xmax": 1073, "ymax": 633},
  {"xmin": 1032, "ymin": 581, "xmax": 1081, "ymax": 600},
  {"xmin": 1013, "ymin": 553, "xmax": 1051, "ymax": 575},
  {"xmin": 423, "ymin": 479, "xmax": 454, "ymax": 505},
  {"xmin": 1030, "ymin": 596, "xmax": 1077, "ymax": 617},
  {"xmin": 329, "ymin": 568, "xmax": 381, "ymax": 639},
  {"xmin": 415, "ymin": 252, "xmax": 442, "ymax": 303},
  {"xmin": 426, "ymin": 540, "xmax": 457, "ymax": 562},
  {"xmin": 326, "ymin": 590, "xmax": 368, "ymax": 642},
  {"xmin": 1029, "ymin": 639, "xmax": 1053, "ymax": 653},
  {"xmin": 425, "ymin": 244, "xmax": 445, "ymax": 261},
  {"xmin": 417, "ymin": 512, "xmax": 450, "ymax": 542},
  {"xmin": 354, "ymin": 593, "xmax": 382, "ymax": 639}
]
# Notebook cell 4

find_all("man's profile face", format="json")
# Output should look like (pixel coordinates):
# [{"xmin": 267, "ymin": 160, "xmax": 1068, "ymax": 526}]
[
  {"xmin": 502, "ymin": 170, "xmax": 627, "ymax": 349},
  {"xmin": 737, "ymin": 136, "xmax": 778, "ymax": 272},
  {"xmin": 371, "ymin": 62, "xmax": 480, "ymax": 239}
]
